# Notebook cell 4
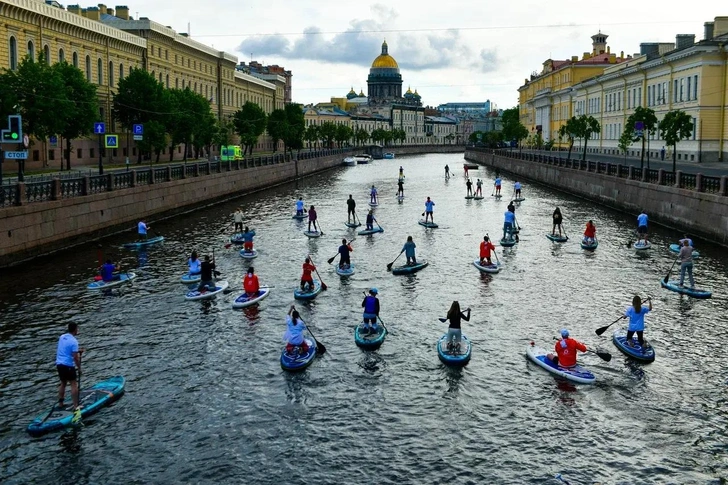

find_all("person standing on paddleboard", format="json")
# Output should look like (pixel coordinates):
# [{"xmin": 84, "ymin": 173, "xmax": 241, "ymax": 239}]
[
  {"xmin": 295, "ymin": 197, "xmax": 305, "ymax": 217},
  {"xmin": 100, "ymin": 259, "xmax": 121, "ymax": 282},
  {"xmin": 300, "ymin": 258, "xmax": 316, "ymax": 291},
  {"xmin": 464, "ymin": 165, "xmax": 469, "ymax": 177},
  {"xmin": 243, "ymin": 267, "xmax": 260, "ymax": 297},
  {"xmin": 466, "ymin": 178, "xmax": 473, "ymax": 197},
  {"xmin": 476, "ymin": 179, "xmax": 483, "ymax": 197},
  {"xmin": 494, "ymin": 176, "xmax": 502, "ymax": 196},
  {"xmin": 503, "ymin": 210, "xmax": 515, "ymax": 241},
  {"xmin": 137, "ymin": 220, "xmax": 150, "ymax": 241},
  {"xmin": 514, "ymin": 181, "xmax": 522, "ymax": 198},
  {"xmin": 445, "ymin": 165, "xmax": 450, "ymax": 178},
  {"xmin": 552, "ymin": 208, "xmax": 564, "ymax": 237},
  {"xmin": 56, "ymin": 323, "xmax": 84, "ymax": 411},
  {"xmin": 678, "ymin": 241, "xmax": 696, "ymax": 289},
  {"xmin": 284, "ymin": 306, "xmax": 308, "ymax": 355},
  {"xmin": 338, "ymin": 238, "xmax": 353, "ymax": 269},
  {"xmin": 423, "ymin": 197, "xmax": 435, "ymax": 223},
  {"xmin": 444, "ymin": 301, "xmax": 470, "ymax": 352},
  {"xmin": 370, "ymin": 185, "xmax": 378, "ymax": 204},
  {"xmin": 548, "ymin": 329, "xmax": 587, "ymax": 368},
  {"xmin": 397, "ymin": 179, "xmax": 404, "ymax": 197},
  {"xmin": 637, "ymin": 210, "xmax": 649, "ymax": 245},
  {"xmin": 583, "ymin": 220, "xmax": 596, "ymax": 244},
  {"xmin": 188, "ymin": 251, "xmax": 201, "ymax": 276},
  {"xmin": 399, "ymin": 166, "xmax": 405, "ymax": 180},
  {"xmin": 233, "ymin": 208, "xmax": 244, "ymax": 233},
  {"xmin": 402, "ymin": 236, "xmax": 417, "ymax": 265},
  {"xmin": 197, "ymin": 255, "xmax": 216, "ymax": 292},
  {"xmin": 347, "ymin": 195, "xmax": 356, "ymax": 224},
  {"xmin": 242, "ymin": 226, "xmax": 255, "ymax": 253},
  {"xmin": 308, "ymin": 206, "xmax": 318, "ymax": 233},
  {"xmin": 625, "ymin": 296, "xmax": 652, "ymax": 347},
  {"xmin": 361, "ymin": 288, "xmax": 380, "ymax": 334},
  {"xmin": 479, "ymin": 236, "xmax": 496, "ymax": 265}
]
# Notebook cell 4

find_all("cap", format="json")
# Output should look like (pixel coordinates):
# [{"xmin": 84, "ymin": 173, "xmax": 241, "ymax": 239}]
[
  {"xmin": 370, "ymin": 288, "xmax": 378, "ymax": 294},
  {"xmin": 560, "ymin": 329, "xmax": 569, "ymax": 338}
]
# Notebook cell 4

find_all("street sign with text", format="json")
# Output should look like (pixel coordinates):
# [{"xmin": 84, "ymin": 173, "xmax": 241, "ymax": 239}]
[{"xmin": 6, "ymin": 151, "xmax": 28, "ymax": 159}]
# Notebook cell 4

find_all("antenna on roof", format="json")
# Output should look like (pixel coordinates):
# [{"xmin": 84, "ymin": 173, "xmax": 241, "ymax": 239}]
[{"xmin": 188, "ymin": 22, "xmax": 191, "ymax": 37}]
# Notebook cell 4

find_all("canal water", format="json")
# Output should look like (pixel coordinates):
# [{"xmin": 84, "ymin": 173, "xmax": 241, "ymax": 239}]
[{"xmin": 1, "ymin": 153, "xmax": 726, "ymax": 484}]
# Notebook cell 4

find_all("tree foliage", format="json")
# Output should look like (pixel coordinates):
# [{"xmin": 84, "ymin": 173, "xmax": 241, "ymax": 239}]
[
  {"xmin": 233, "ymin": 101, "xmax": 267, "ymax": 155},
  {"xmin": 501, "ymin": 106, "xmax": 529, "ymax": 148},
  {"xmin": 354, "ymin": 127, "xmax": 369, "ymax": 146},
  {"xmin": 318, "ymin": 121, "xmax": 337, "ymax": 148},
  {"xmin": 659, "ymin": 110, "xmax": 693, "ymax": 172},
  {"xmin": 335, "ymin": 124, "xmax": 353, "ymax": 147},
  {"xmin": 624, "ymin": 107, "xmax": 658, "ymax": 168}
]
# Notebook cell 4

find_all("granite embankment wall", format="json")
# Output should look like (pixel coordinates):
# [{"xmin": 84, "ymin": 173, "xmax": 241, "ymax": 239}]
[
  {"xmin": 0, "ymin": 145, "xmax": 464, "ymax": 267},
  {"xmin": 465, "ymin": 148, "xmax": 728, "ymax": 246}
]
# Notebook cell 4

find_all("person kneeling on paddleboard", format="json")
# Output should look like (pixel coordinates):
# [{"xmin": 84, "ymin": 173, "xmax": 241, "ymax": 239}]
[
  {"xmin": 361, "ymin": 288, "xmax": 380, "ymax": 334},
  {"xmin": 444, "ymin": 301, "xmax": 470, "ymax": 352},
  {"xmin": 300, "ymin": 258, "xmax": 316, "ymax": 291},
  {"xmin": 100, "ymin": 259, "xmax": 121, "ymax": 282},
  {"xmin": 188, "ymin": 251, "xmax": 201, "ymax": 276},
  {"xmin": 338, "ymin": 239, "xmax": 353, "ymax": 269},
  {"xmin": 242, "ymin": 226, "xmax": 255, "ymax": 253},
  {"xmin": 284, "ymin": 306, "xmax": 308, "ymax": 355},
  {"xmin": 625, "ymin": 296, "xmax": 652, "ymax": 347},
  {"xmin": 197, "ymin": 255, "xmax": 216, "ymax": 292},
  {"xmin": 479, "ymin": 236, "xmax": 496, "ymax": 265},
  {"xmin": 548, "ymin": 329, "xmax": 587, "ymax": 368},
  {"xmin": 365, "ymin": 210, "xmax": 376, "ymax": 231},
  {"xmin": 243, "ymin": 267, "xmax": 260, "ymax": 297},
  {"xmin": 583, "ymin": 220, "xmax": 596, "ymax": 244},
  {"xmin": 402, "ymin": 236, "xmax": 417, "ymax": 265}
]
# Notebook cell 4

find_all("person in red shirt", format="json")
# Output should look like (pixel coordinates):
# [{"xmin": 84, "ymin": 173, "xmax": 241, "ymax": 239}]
[
  {"xmin": 583, "ymin": 220, "xmax": 597, "ymax": 244},
  {"xmin": 243, "ymin": 267, "xmax": 260, "ymax": 296},
  {"xmin": 479, "ymin": 235, "xmax": 496, "ymax": 265},
  {"xmin": 549, "ymin": 329, "xmax": 587, "ymax": 368},
  {"xmin": 300, "ymin": 257, "xmax": 316, "ymax": 291}
]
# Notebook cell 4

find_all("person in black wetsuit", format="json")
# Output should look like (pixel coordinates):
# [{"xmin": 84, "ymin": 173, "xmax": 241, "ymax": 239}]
[
  {"xmin": 197, "ymin": 255, "xmax": 216, "ymax": 292},
  {"xmin": 346, "ymin": 195, "xmax": 356, "ymax": 224}
]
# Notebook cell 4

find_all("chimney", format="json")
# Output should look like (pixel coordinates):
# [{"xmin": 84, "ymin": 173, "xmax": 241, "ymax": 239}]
[
  {"xmin": 609, "ymin": 53, "xmax": 616, "ymax": 63},
  {"xmin": 640, "ymin": 43, "xmax": 659, "ymax": 57},
  {"xmin": 620, "ymin": 50, "xmax": 624, "ymax": 58},
  {"xmin": 704, "ymin": 22, "xmax": 714, "ymax": 40},
  {"xmin": 115, "ymin": 5, "xmax": 129, "ymax": 20},
  {"xmin": 85, "ymin": 6, "xmax": 100, "ymax": 21},
  {"xmin": 676, "ymin": 34, "xmax": 695, "ymax": 49},
  {"xmin": 583, "ymin": 52, "xmax": 591, "ymax": 60},
  {"xmin": 571, "ymin": 55, "xmax": 578, "ymax": 62},
  {"xmin": 67, "ymin": 4, "xmax": 81, "ymax": 15},
  {"xmin": 714, "ymin": 17, "xmax": 728, "ymax": 38},
  {"xmin": 106, "ymin": 8, "xmax": 114, "ymax": 15},
  {"xmin": 607, "ymin": 46, "xmax": 611, "ymax": 54},
  {"xmin": 97, "ymin": 4, "xmax": 106, "ymax": 14}
]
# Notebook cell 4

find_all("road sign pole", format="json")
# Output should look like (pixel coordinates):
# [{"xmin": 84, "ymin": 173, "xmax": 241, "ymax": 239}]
[
  {"xmin": 0, "ymin": 147, "xmax": 4, "ymax": 200},
  {"xmin": 17, "ymin": 155, "xmax": 24, "ymax": 182},
  {"xmin": 98, "ymin": 133, "xmax": 103, "ymax": 175}
]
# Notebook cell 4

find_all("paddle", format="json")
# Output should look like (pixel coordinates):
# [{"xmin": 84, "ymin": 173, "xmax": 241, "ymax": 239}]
[
  {"xmin": 386, "ymin": 250, "xmax": 404, "ymax": 271},
  {"xmin": 303, "ymin": 319, "xmax": 326, "ymax": 355},
  {"xmin": 223, "ymin": 284, "xmax": 274, "ymax": 295},
  {"xmin": 595, "ymin": 315, "xmax": 627, "ymax": 336},
  {"xmin": 327, "ymin": 240, "xmax": 352, "ymax": 264},
  {"xmin": 374, "ymin": 218, "xmax": 383, "ymax": 231},
  {"xmin": 663, "ymin": 255, "xmax": 680, "ymax": 284},
  {"xmin": 625, "ymin": 229, "xmax": 638, "ymax": 248},
  {"xmin": 221, "ymin": 221, "xmax": 233, "ymax": 234},
  {"xmin": 317, "ymin": 220, "xmax": 325, "ymax": 236},
  {"xmin": 553, "ymin": 337, "xmax": 612, "ymax": 362},
  {"xmin": 40, "ymin": 351, "xmax": 84, "ymax": 425},
  {"xmin": 309, "ymin": 255, "xmax": 328, "ymax": 291}
]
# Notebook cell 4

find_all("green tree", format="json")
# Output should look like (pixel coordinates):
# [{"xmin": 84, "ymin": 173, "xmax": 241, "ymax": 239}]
[
  {"xmin": 167, "ymin": 88, "xmax": 211, "ymax": 161},
  {"xmin": 233, "ymin": 101, "xmax": 267, "ymax": 155},
  {"xmin": 304, "ymin": 124, "xmax": 319, "ymax": 150},
  {"xmin": 354, "ymin": 127, "xmax": 369, "ymax": 146},
  {"xmin": 193, "ymin": 109, "xmax": 218, "ymax": 159},
  {"xmin": 469, "ymin": 131, "xmax": 484, "ymax": 144},
  {"xmin": 137, "ymin": 120, "xmax": 168, "ymax": 163},
  {"xmin": 624, "ymin": 107, "xmax": 658, "ymax": 169},
  {"xmin": 335, "ymin": 124, "xmax": 353, "ymax": 147},
  {"xmin": 52, "ymin": 61, "xmax": 98, "ymax": 170},
  {"xmin": 565, "ymin": 115, "xmax": 600, "ymax": 161},
  {"xmin": 501, "ymin": 107, "xmax": 529, "ymax": 150},
  {"xmin": 213, "ymin": 119, "xmax": 235, "ymax": 151},
  {"xmin": 266, "ymin": 108, "xmax": 286, "ymax": 152},
  {"xmin": 278, "ymin": 104, "xmax": 305, "ymax": 155},
  {"xmin": 318, "ymin": 121, "xmax": 337, "ymax": 148},
  {"xmin": 557, "ymin": 117, "xmax": 580, "ymax": 161},
  {"xmin": 659, "ymin": 110, "xmax": 694, "ymax": 173},
  {"xmin": 617, "ymin": 129, "xmax": 632, "ymax": 162},
  {"xmin": 382, "ymin": 129, "xmax": 394, "ymax": 146},
  {"xmin": 393, "ymin": 128, "xmax": 406, "ymax": 145}
]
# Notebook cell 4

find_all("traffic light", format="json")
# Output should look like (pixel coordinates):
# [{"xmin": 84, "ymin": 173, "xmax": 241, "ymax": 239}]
[{"xmin": 1, "ymin": 115, "xmax": 22, "ymax": 143}]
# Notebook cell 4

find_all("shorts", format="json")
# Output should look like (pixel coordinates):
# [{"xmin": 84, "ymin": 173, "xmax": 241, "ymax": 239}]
[
  {"xmin": 244, "ymin": 241, "xmax": 253, "ymax": 251},
  {"xmin": 637, "ymin": 225, "xmax": 648, "ymax": 234},
  {"xmin": 57, "ymin": 364, "xmax": 77, "ymax": 382}
]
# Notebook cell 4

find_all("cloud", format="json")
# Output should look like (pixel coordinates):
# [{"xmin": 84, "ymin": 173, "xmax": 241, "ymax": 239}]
[{"xmin": 237, "ymin": 4, "xmax": 498, "ymax": 73}]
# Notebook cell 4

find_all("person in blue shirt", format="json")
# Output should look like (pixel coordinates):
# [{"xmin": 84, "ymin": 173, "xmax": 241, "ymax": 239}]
[
  {"xmin": 624, "ymin": 296, "xmax": 652, "ymax": 347},
  {"xmin": 284, "ymin": 305, "xmax": 309, "ymax": 355},
  {"xmin": 423, "ymin": 197, "xmax": 435, "ymax": 223},
  {"xmin": 188, "ymin": 251, "xmax": 201, "ymax": 275},
  {"xmin": 361, "ymin": 288, "xmax": 380, "ymax": 334},
  {"xmin": 295, "ymin": 197, "xmax": 305, "ymax": 216},
  {"xmin": 679, "ymin": 234, "xmax": 693, "ymax": 248},
  {"xmin": 138, "ymin": 220, "xmax": 150, "ymax": 240},
  {"xmin": 402, "ymin": 236, "xmax": 417, "ymax": 265},
  {"xmin": 99, "ymin": 259, "xmax": 120, "ymax": 282},
  {"xmin": 503, "ymin": 210, "xmax": 516, "ymax": 241},
  {"xmin": 365, "ymin": 210, "xmax": 376, "ymax": 230},
  {"xmin": 636, "ymin": 210, "xmax": 649, "ymax": 245},
  {"xmin": 241, "ymin": 226, "xmax": 255, "ymax": 253},
  {"xmin": 514, "ymin": 181, "xmax": 522, "ymax": 198},
  {"xmin": 494, "ymin": 177, "xmax": 502, "ymax": 196},
  {"xmin": 56, "ymin": 322, "xmax": 83, "ymax": 411}
]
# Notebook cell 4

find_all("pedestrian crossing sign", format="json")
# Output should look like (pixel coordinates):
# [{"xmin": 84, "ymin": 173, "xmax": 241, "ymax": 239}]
[{"xmin": 104, "ymin": 135, "xmax": 118, "ymax": 148}]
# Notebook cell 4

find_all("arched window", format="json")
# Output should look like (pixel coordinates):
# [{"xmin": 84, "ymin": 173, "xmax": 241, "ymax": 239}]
[
  {"xmin": 97, "ymin": 58, "xmax": 103, "ymax": 84},
  {"xmin": 73, "ymin": 52, "xmax": 78, "ymax": 68},
  {"xmin": 175, "ymin": 78, "xmax": 178, "ymax": 89},
  {"xmin": 27, "ymin": 40, "xmax": 35, "ymax": 61},
  {"xmin": 85, "ymin": 55, "xmax": 91, "ymax": 81},
  {"xmin": 58, "ymin": 48, "xmax": 65, "ymax": 63},
  {"xmin": 158, "ymin": 72, "xmax": 162, "ymax": 83},
  {"xmin": 194, "ymin": 82, "xmax": 197, "ymax": 92},
  {"xmin": 43, "ymin": 44, "xmax": 50, "ymax": 63},
  {"xmin": 119, "ymin": 63, "xmax": 124, "ymax": 80},
  {"xmin": 108, "ymin": 61, "xmax": 114, "ymax": 86},
  {"xmin": 9, "ymin": 36, "xmax": 17, "ymax": 70},
  {"xmin": 165, "ymin": 74, "xmax": 169, "ymax": 88}
]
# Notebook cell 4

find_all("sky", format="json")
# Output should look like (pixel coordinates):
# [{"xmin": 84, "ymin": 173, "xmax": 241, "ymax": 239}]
[{"xmin": 127, "ymin": 0, "xmax": 724, "ymax": 109}]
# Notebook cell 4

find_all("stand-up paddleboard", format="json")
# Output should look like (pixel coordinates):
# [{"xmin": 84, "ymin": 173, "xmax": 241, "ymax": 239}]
[
  {"xmin": 185, "ymin": 281, "xmax": 229, "ymax": 301},
  {"xmin": 336, "ymin": 264, "xmax": 355, "ymax": 276},
  {"xmin": 280, "ymin": 338, "xmax": 317, "ymax": 371},
  {"xmin": 669, "ymin": 243, "xmax": 700, "ymax": 258},
  {"xmin": 465, "ymin": 196, "xmax": 474, "ymax": 200},
  {"xmin": 633, "ymin": 241, "xmax": 652, "ymax": 250},
  {"xmin": 294, "ymin": 280, "xmax": 322, "ymax": 300},
  {"xmin": 369, "ymin": 202, "xmax": 379, "ymax": 208},
  {"xmin": 472, "ymin": 259, "xmax": 502, "ymax": 274},
  {"xmin": 358, "ymin": 227, "xmax": 384, "ymax": 236},
  {"xmin": 392, "ymin": 260, "xmax": 428, "ymax": 275},
  {"xmin": 292, "ymin": 213, "xmax": 306, "ymax": 220},
  {"xmin": 580, "ymin": 239, "xmax": 598, "ymax": 251},
  {"xmin": 354, "ymin": 323, "xmax": 387, "ymax": 350},
  {"xmin": 419, "ymin": 220, "xmax": 438, "ymax": 228},
  {"xmin": 493, "ymin": 194, "xmax": 503, "ymax": 199},
  {"xmin": 27, "ymin": 376, "xmax": 126, "ymax": 436},
  {"xmin": 500, "ymin": 237, "xmax": 517, "ymax": 247},
  {"xmin": 546, "ymin": 234, "xmax": 569, "ymax": 243},
  {"xmin": 660, "ymin": 280, "xmax": 712, "ymax": 299},
  {"xmin": 239, "ymin": 249, "xmax": 258, "ymax": 259},
  {"xmin": 474, "ymin": 196, "xmax": 484, "ymax": 200},
  {"xmin": 180, "ymin": 272, "xmax": 201, "ymax": 284},
  {"xmin": 612, "ymin": 328, "xmax": 655, "ymax": 362},
  {"xmin": 437, "ymin": 334, "xmax": 472, "ymax": 366},
  {"xmin": 397, "ymin": 196, "xmax": 404, "ymax": 203},
  {"xmin": 513, "ymin": 197, "xmax": 526, "ymax": 202},
  {"xmin": 87, "ymin": 273, "xmax": 136, "ymax": 290},
  {"xmin": 345, "ymin": 222, "xmax": 362, "ymax": 228},
  {"xmin": 123, "ymin": 236, "xmax": 164, "ymax": 249},
  {"xmin": 525, "ymin": 342, "xmax": 596, "ymax": 384},
  {"xmin": 303, "ymin": 230, "xmax": 322, "ymax": 238},
  {"xmin": 232, "ymin": 287, "xmax": 271, "ymax": 308}
]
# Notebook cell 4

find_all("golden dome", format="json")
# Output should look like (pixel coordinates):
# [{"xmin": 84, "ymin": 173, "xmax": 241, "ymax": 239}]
[
  {"xmin": 371, "ymin": 54, "xmax": 399, "ymax": 69},
  {"xmin": 406, "ymin": 86, "xmax": 413, "ymax": 94}
]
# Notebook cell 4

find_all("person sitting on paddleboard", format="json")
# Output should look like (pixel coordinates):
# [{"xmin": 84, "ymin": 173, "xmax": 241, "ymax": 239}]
[
  {"xmin": 402, "ymin": 236, "xmax": 417, "ymax": 265},
  {"xmin": 284, "ymin": 305, "xmax": 308, "ymax": 355},
  {"xmin": 100, "ymin": 259, "xmax": 121, "ymax": 282},
  {"xmin": 296, "ymin": 197, "xmax": 305, "ymax": 217},
  {"xmin": 188, "ymin": 251, "xmax": 201, "ymax": 275},
  {"xmin": 494, "ymin": 177, "xmax": 502, "ymax": 196},
  {"xmin": 347, "ymin": 195, "xmax": 356, "ymax": 224},
  {"xmin": 338, "ymin": 239, "xmax": 353, "ymax": 269},
  {"xmin": 233, "ymin": 208, "xmax": 244, "ymax": 233},
  {"xmin": 242, "ymin": 226, "xmax": 255, "ymax": 253},
  {"xmin": 466, "ymin": 178, "xmax": 473, "ymax": 197},
  {"xmin": 636, "ymin": 210, "xmax": 649, "ymax": 245},
  {"xmin": 300, "ymin": 257, "xmax": 316, "ymax": 291},
  {"xmin": 503, "ymin": 210, "xmax": 515, "ymax": 241},
  {"xmin": 365, "ymin": 210, "xmax": 376, "ymax": 231},
  {"xmin": 625, "ymin": 296, "xmax": 652, "ymax": 347},
  {"xmin": 397, "ymin": 179, "xmax": 404, "ymax": 197},
  {"xmin": 583, "ymin": 220, "xmax": 596, "ymax": 244},
  {"xmin": 444, "ymin": 301, "xmax": 470, "ymax": 352},
  {"xmin": 424, "ymin": 197, "xmax": 435, "ymax": 223},
  {"xmin": 479, "ymin": 236, "xmax": 496, "ymax": 266},
  {"xmin": 56, "ymin": 322, "xmax": 84, "ymax": 411},
  {"xmin": 476, "ymin": 179, "xmax": 483, "ymax": 196},
  {"xmin": 548, "ymin": 329, "xmax": 587, "ymax": 368},
  {"xmin": 243, "ymin": 267, "xmax": 260, "ymax": 297},
  {"xmin": 361, "ymin": 288, "xmax": 380, "ymax": 334},
  {"xmin": 552, "ymin": 207, "xmax": 564, "ymax": 237},
  {"xmin": 138, "ymin": 220, "xmax": 150, "ymax": 240},
  {"xmin": 370, "ymin": 185, "xmax": 378, "ymax": 204},
  {"xmin": 445, "ymin": 165, "xmax": 450, "ymax": 178},
  {"xmin": 308, "ymin": 206, "xmax": 318, "ymax": 233},
  {"xmin": 514, "ymin": 181, "xmax": 522, "ymax": 198},
  {"xmin": 678, "ymin": 241, "xmax": 696, "ymax": 289},
  {"xmin": 197, "ymin": 255, "xmax": 216, "ymax": 292}
]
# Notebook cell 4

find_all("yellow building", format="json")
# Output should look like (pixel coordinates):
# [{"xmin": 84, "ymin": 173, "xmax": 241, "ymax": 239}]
[{"xmin": 518, "ymin": 33, "xmax": 629, "ymax": 147}]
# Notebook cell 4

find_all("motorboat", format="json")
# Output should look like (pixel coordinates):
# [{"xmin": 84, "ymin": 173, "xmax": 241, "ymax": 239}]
[
  {"xmin": 383, "ymin": 152, "xmax": 395, "ymax": 159},
  {"xmin": 354, "ymin": 154, "xmax": 372, "ymax": 164},
  {"xmin": 342, "ymin": 156, "xmax": 357, "ymax": 166}
]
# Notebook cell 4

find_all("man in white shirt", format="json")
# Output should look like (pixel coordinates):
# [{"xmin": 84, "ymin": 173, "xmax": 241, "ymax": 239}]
[{"xmin": 56, "ymin": 323, "xmax": 83, "ymax": 409}]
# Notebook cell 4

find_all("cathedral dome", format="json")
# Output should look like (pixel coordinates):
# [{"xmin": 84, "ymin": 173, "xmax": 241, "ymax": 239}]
[{"xmin": 370, "ymin": 40, "xmax": 399, "ymax": 71}]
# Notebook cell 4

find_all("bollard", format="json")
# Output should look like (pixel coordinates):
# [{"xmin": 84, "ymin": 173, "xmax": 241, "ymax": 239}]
[
  {"xmin": 51, "ymin": 177, "xmax": 61, "ymax": 200},
  {"xmin": 720, "ymin": 176, "xmax": 727, "ymax": 196},
  {"xmin": 675, "ymin": 170, "xmax": 682, "ymax": 188},
  {"xmin": 106, "ymin": 173, "xmax": 113, "ymax": 191},
  {"xmin": 628, "ymin": 166, "xmax": 634, "ymax": 180},
  {"xmin": 15, "ymin": 182, "xmax": 25, "ymax": 206},
  {"xmin": 641, "ymin": 167, "xmax": 648, "ymax": 182},
  {"xmin": 166, "ymin": 166, "xmax": 172, "ymax": 182},
  {"xmin": 695, "ymin": 173, "xmax": 703, "ymax": 192},
  {"xmin": 657, "ymin": 169, "xmax": 664, "ymax": 185},
  {"xmin": 81, "ymin": 175, "xmax": 89, "ymax": 196},
  {"xmin": 131, "ymin": 170, "xmax": 137, "ymax": 186}
]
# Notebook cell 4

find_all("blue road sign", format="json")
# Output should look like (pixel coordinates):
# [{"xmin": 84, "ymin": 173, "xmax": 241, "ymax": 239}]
[
  {"xmin": 133, "ymin": 124, "xmax": 144, "ymax": 135},
  {"xmin": 104, "ymin": 135, "xmax": 119, "ymax": 148},
  {"xmin": 49, "ymin": 135, "xmax": 58, "ymax": 147},
  {"xmin": 94, "ymin": 122, "xmax": 106, "ymax": 134},
  {"xmin": 6, "ymin": 151, "xmax": 28, "ymax": 159}
]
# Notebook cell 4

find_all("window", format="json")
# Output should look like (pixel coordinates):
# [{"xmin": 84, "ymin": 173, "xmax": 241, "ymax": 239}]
[
  {"xmin": 674, "ymin": 80, "xmax": 678, "ymax": 103},
  {"xmin": 165, "ymin": 49, "xmax": 168, "ymax": 60},
  {"xmin": 637, "ymin": 87, "xmax": 642, "ymax": 107},
  {"xmin": 680, "ymin": 78, "xmax": 684, "ymax": 102},
  {"xmin": 85, "ymin": 55, "xmax": 91, "ymax": 81},
  {"xmin": 43, "ymin": 44, "xmax": 50, "ymax": 63},
  {"xmin": 692, "ymin": 117, "xmax": 697, "ymax": 140},
  {"xmin": 175, "ymin": 78, "xmax": 179, "ymax": 89},
  {"xmin": 90, "ymin": 148, "xmax": 95, "ymax": 158},
  {"xmin": 108, "ymin": 61, "xmax": 114, "ymax": 86},
  {"xmin": 77, "ymin": 148, "xmax": 82, "ymax": 158},
  {"xmin": 28, "ymin": 40, "xmax": 35, "ymax": 61},
  {"xmin": 158, "ymin": 72, "xmax": 162, "ymax": 83},
  {"xmin": 97, "ymin": 58, "xmax": 103, "ymax": 84},
  {"xmin": 693, "ymin": 75, "xmax": 698, "ymax": 100},
  {"xmin": 119, "ymin": 63, "xmax": 124, "ymax": 80},
  {"xmin": 166, "ymin": 74, "xmax": 169, "ymax": 88},
  {"xmin": 9, "ymin": 36, "xmax": 17, "ymax": 70},
  {"xmin": 58, "ymin": 48, "xmax": 65, "ymax": 63},
  {"xmin": 73, "ymin": 52, "xmax": 78, "ymax": 68}
]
